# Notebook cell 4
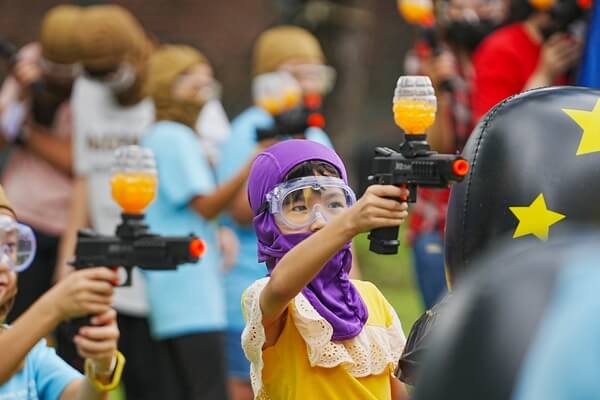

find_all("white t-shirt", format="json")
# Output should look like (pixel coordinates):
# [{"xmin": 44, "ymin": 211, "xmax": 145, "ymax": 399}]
[{"xmin": 72, "ymin": 77, "xmax": 154, "ymax": 316}]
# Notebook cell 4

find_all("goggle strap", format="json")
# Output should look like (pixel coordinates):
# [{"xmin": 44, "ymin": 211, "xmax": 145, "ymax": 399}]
[{"xmin": 257, "ymin": 202, "xmax": 270, "ymax": 216}]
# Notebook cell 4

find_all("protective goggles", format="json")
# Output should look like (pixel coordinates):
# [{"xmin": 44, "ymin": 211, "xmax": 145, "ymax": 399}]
[
  {"xmin": 0, "ymin": 214, "xmax": 36, "ymax": 272},
  {"xmin": 39, "ymin": 57, "xmax": 82, "ymax": 81},
  {"xmin": 259, "ymin": 176, "xmax": 356, "ymax": 230},
  {"xmin": 174, "ymin": 73, "xmax": 223, "ymax": 103},
  {"xmin": 252, "ymin": 71, "xmax": 302, "ymax": 115},
  {"xmin": 84, "ymin": 62, "xmax": 136, "ymax": 92},
  {"xmin": 278, "ymin": 64, "xmax": 336, "ymax": 95}
]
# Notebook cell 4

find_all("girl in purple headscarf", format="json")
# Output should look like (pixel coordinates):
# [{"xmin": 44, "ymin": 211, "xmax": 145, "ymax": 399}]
[{"xmin": 241, "ymin": 139, "xmax": 409, "ymax": 400}]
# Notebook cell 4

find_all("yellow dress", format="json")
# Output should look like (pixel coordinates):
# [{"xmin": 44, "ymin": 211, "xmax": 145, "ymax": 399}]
[{"xmin": 242, "ymin": 279, "xmax": 406, "ymax": 400}]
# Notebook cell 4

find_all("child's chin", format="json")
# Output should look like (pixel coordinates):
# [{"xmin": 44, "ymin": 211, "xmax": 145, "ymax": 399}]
[{"xmin": 0, "ymin": 285, "xmax": 12, "ymax": 302}]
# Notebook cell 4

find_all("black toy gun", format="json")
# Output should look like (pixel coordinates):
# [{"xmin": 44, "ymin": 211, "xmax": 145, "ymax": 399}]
[
  {"xmin": 71, "ymin": 145, "xmax": 206, "ymax": 285},
  {"xmin": 253, "ymin": 71, "xmax": 326, "ymax": 141},
  {"xmin": 367, "ymin": 76, "xmax": 469, "ymax": 254},
  {"xmin": 72, "ymin": 213, "xmax": 205, "ymax": 286}
]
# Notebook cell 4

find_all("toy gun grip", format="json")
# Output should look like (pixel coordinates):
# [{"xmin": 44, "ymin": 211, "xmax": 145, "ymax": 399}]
[{"xmin": 367, "ymin": 181, "xmax": 414, "ymax": 254}]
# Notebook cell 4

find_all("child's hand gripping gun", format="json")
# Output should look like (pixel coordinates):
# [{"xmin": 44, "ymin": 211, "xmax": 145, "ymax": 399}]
[
  {"xmin": 367, "ymin": 76, "xmax": 469, "ymax": 254},
  {"xmin": 254, "ymin": 71, "xmax": 326, "ymax": 141},
  {"xmin": 71, "ymin": 146, "xmax": 206, "ymax": 286}
]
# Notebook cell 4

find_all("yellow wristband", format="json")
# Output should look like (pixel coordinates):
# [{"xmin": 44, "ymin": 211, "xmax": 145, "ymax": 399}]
[{"xmin": 84, "ymin": 350, "xmax": 126, "ymax": 392}]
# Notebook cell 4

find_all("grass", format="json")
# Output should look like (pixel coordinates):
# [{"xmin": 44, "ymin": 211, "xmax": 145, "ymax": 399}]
[{"xmin": 109, "ymin": 229, "xmax": 423, "ymax": 400}]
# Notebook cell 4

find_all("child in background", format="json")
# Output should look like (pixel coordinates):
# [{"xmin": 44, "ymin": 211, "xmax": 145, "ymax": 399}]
[
  {"xmin": 0, "ymin": 4, "xmax": 80, "ymax": 321},
  {"xmin": 242, "ymin": 140, "xmax": 408, "ymax": 400},
  {"xmin": 142, "ymin": 45, "xmax": 263, "ymax": 400},
  {"xmin": 0, "ymin": 186, "xmax": 124, "ymax": 399},
  {"xmin": 58, "ymin": 8, "xmax": 159, "ymax": 399}
]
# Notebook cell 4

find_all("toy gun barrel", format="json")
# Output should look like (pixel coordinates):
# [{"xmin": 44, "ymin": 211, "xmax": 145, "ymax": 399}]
[
  {"xmin": 370, "ymin": 149, "xmax": 469, "ymax": 190},
  {"xmin": 72, "ymin": 230, "xmax": 206, "ymax": 286}
]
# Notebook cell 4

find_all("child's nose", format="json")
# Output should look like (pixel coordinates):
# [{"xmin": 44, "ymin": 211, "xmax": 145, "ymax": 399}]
[
  {"xmin": 309, "ymin": 212, "xmax": 327, "ymax": 232},
  {"xmin": 0, "ymin": 254, "xmax": 10, "ymax": 273}
]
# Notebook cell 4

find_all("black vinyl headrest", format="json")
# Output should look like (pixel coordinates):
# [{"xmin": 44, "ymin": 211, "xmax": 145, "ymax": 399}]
[{"xmin": 445, "ymin": 86, "xmax": 600, "ymax": 281}]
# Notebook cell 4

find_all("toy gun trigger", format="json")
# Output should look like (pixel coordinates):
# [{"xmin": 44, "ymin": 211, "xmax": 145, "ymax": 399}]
[
  {"xmin": 112, "ymin": 266, "xmax": 131, "ymax": 287},
  {"xmin": 399, "ymin": 183, "xmax": 418, "ymax": 203}
]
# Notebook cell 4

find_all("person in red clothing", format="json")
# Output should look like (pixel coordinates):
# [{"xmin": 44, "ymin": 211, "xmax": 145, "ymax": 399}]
[
  {"xmin": 403, "ymin": 0, "xmax": 506, "ymax": 309},
  {"xmin": 471, "ymin": 0, "xmax": 583, "ymax": 122}
]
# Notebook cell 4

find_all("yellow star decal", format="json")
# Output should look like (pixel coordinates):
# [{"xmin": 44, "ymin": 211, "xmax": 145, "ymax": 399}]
[
  {"xmin": 509, "ymin": 193, "xmax": 565, "ymax": 241},
  {"xmin": 563, "ymin": 99, "xmax": 600, "ymax": 156}
]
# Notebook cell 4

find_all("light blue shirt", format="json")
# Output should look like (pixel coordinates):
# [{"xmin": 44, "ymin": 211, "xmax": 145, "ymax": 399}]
[
  {"xmin": 513, "ymin": 254, "xmax": 600, "ymax": 400},
  {"xmin": 0, "ymin": 338, "xmax": 81, "ymax": 400},
  {"xmin": 142, "ymin": 121, "xmax": 226, "ymax": 338},
  {"xmin": 216, "ymin": 106, "xmax": 333, "ymax": 330}
]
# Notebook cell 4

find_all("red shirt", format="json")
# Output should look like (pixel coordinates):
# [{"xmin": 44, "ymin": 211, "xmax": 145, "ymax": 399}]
[{"xmin": 471, "ymin": 23, "xmax": 567, "ymax": 122}]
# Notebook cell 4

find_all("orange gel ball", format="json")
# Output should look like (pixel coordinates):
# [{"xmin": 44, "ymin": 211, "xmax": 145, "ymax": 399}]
[
  {"xmin": 529, "ymin": 0, "xmax": 555, "ymax": 11},
  {"xmin": 111, "ymin": 172, "xmax": 157, "ymax": 214},
  {"xmin": 283, "ymin": 90, "xmax": 301, "ymax": 110},
  {"xmin": 393, "ymin": 98, "xmax": 436, "ymax": 134},
  {"xmin": 398, "ymin": 0, "xmax": 433, "ymax": 24}
]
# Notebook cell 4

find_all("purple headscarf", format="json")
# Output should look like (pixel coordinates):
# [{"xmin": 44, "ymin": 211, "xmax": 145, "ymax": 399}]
[{"xmin": 248, "ymin": 139, "xmax": 368, "ymax": 341}]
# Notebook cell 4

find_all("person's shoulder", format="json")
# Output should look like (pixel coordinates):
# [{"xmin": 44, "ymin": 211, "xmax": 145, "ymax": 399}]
[
  {"xmin": 145, "ymin": 120, "xmax": 197, "ymax": 143},
  {"xmin": 476, "ymin": 23, "xmax": 526, "ymax": 56},
  {"xmin": 306, "ymin": 127, "xmax": 333, "ymax": 148},
  {"xmin": 231, "ymin": 106, "xmax": 273, "ymax": 133},
  {"xmin": 26, "ymin": 338, "xmax": 55, "ymax": 364},
  {"xmin": 243, "ymin": 277, "xmax": 270, "ymax": 297}
]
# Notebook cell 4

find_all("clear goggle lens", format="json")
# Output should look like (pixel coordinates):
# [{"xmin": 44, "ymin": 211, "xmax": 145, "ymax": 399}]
[
  {"xmin": 266, "ymin": 177, "xmax": 356, "ymax": 230},
  {"xmin": 174, "ymin": 73, "xmax": 223, "ymax": 103},
  {"xmin": 84, "ymin": 63, "xmax": 136, "ymax": 92},
  {"xmin": 278, "ymin": 64, "xmax": 337, "ymax": 95},
  {"xmin": 39, "ymin": 57, "xmax": 82, "ymax": 81},
  {"xmin": 0, "ymin": 215, "xmax": 36, "ymax": 272}
]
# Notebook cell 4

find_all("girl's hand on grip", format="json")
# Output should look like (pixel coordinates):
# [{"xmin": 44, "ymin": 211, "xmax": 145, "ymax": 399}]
[
  {"xmin": 346, "ymin": 185, "xmax": 409, "ymax": 235},
  {"xmin": 44, "ymin": 267, "xmax": 117, "ymax": 321},
  {"xmin": 75, "ymin": 308, "xmax": 120, "ymax": 370}
]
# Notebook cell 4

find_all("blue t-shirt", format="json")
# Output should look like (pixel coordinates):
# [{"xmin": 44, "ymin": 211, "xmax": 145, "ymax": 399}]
[
  {"xmin": 0, "ymin": 338, "xmax": 81, "ymax": 400},
  {"xmin": 216, "ymin": 106, "xmax": 333, "ymax": 330},
  {"xmin": 513, "ymin": 255, "xmax": 600, "ymax": 400},
  {"xmin": 142, "ymin": 121, "xmax": 226, "ymax": 338}
]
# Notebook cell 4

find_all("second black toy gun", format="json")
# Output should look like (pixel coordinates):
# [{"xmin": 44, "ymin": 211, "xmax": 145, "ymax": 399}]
[
  {"xmin": 71, "ymin": 145, "xmax": 206, "ymax": 284},
  {"xmin": 71, "ymin": 213, "xmax": 205, "ymax": 286},
  {"xmin": 367, "ymin": 75, "xmax": 469, "ymax": 254},
  {"xmin": 253, "ymin": 71, "xmax": 326, "ymax": 141},
  {"xmin": 256, "ymin": 94, "xmax": 325, "ymax": 141}
]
